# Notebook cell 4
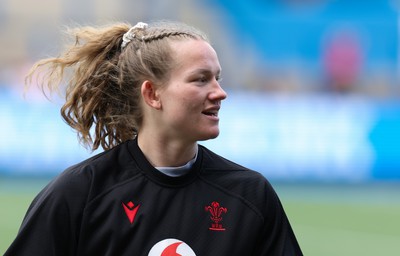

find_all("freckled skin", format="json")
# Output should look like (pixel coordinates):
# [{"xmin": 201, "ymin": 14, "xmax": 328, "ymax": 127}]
[{"xmin": 156, "ymin": 39, "xmax": 227, "ymax": 144}]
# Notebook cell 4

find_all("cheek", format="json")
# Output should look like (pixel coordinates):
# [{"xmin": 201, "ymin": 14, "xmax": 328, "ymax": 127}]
[
  {"xmin": 186, "ymin": 100, "xmax": 205, "ymax": 118},
  {"xmin": 176, "ymin": 94, "xmax": 203, "ymax": 111},
  {"xmin": 162, "ymin": 87, "xmax": 204, "ymax": 115},
  {"xmin": 164, "ymin": 97, "xmax": 194, "ymax": 120},
  {"xmin": 186, "ymin": 96, "xmax": 202, "ymax": 108}
]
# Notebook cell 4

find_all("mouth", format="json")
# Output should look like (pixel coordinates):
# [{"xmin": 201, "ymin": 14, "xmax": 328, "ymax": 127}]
[
  {"xmin": 202, "ymin": 106, "xmax": 220, "ymax": 118},
  {"xmin": 202, "ymin": 111, "xmax": 218, "ymax": 117}
]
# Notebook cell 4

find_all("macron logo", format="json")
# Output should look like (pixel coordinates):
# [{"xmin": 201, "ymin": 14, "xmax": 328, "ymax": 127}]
[{"xmin": 122, "ymin": 201, "xmax": 140, "ymax": 224}]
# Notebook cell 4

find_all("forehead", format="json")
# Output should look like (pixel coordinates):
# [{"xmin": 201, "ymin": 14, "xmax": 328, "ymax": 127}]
[{"xmin": 169, "ymin": 39, "xmax": 221, "ymax": 74}]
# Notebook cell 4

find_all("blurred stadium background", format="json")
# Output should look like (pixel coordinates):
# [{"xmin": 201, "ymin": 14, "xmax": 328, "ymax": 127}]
[{"xmin": 1, "ymin": 0, "xmax": 399, "ymax": 255}]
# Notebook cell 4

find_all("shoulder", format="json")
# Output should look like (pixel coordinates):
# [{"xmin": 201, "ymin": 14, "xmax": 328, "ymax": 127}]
[
  {"xmin": 199, "ymin": 144, "xmax": 268, "ymax": 185},
  {"xmin": 37, "ymin": 140, "xmax": 138, "ymax": 205},
  {"xmin": 199, "ymin": 144, "xmax": 257, "ymax": 172},
  {"xmin": 198, "ymin": 145, "xmax": 278, "ymax": 215}
]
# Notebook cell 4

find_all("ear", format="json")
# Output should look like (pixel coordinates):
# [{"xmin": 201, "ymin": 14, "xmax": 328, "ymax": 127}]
[{"xmin": 141, "ymin": 80, "xmax": 162, "ymax": 110}]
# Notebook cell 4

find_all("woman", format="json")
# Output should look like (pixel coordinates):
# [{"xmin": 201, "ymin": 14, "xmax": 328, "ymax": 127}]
[{"xmin": 5, "ymin": 21, "xmax": 302, "ymax": 255}]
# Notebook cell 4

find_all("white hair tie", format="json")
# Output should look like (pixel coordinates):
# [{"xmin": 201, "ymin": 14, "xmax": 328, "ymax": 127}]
[{"xmin": 121, "ymin": 22, "xmax": 148, "ymax": 49}]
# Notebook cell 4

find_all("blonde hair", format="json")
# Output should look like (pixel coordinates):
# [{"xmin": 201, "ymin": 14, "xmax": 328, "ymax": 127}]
[{"xmin": 26, "ymin": 21, "xmax": 208, "ymax": 151}]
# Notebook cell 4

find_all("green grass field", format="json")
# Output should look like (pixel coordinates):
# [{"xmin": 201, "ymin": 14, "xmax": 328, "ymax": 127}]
[
  {"xmin": 1, "ymin": 178, "xmax": 399, "ymax": 255},
  {"xmin": 274, "ymin": 183, "xmax": 400, "ymax": 255}
]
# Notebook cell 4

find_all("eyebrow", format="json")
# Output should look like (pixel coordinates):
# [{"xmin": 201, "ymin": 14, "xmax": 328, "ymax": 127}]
[{"xmin": 188, "ymin": 68, "xmax": 221, "ymax": 76}]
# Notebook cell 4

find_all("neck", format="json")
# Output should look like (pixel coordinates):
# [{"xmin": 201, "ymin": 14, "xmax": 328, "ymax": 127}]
[{"xmin": 137, "ymin": 130, "xmax": 198, "ymax": 167}]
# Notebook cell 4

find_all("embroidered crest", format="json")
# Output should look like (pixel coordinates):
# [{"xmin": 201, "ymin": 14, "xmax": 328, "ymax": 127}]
[{"xmin": 205, "ymin": 201, "xmax": 228, "ymax": 231}]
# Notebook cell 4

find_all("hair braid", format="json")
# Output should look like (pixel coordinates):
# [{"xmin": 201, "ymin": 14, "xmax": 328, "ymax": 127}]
[{"xmin": 142, "ymin": 31, "xmax": 195, "ymax": 43}]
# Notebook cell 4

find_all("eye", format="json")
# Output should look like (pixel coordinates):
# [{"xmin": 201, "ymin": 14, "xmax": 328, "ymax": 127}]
[
  {"xmin": 190, "ymin": 75, "xmax": 208, "ymax": 84},
  {"xmin": 188, "ymin": 70, "xmax": 221, "ymax": 84},
  {"xmin": 198, "ymin": 76, "xmax": 208, "ymax": 83}
]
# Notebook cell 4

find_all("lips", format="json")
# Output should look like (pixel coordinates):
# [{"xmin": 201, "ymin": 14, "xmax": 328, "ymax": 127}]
[
  {"xmin": 202, "ymin": 106, "xmax": 220, "ymax": 117},
  {"xmin": 202, "ymin": 111, "xmax": 217, "ymax": 117}
]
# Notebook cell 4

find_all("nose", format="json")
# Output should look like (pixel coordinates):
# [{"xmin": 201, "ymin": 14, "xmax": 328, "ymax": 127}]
[{"xmin": 211, "ymin": 80, "xmax": 227, "ymax": 101}]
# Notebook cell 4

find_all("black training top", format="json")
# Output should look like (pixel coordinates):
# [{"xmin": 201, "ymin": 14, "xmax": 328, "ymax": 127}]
[{"xmin": 5, "ymin": 139, "xmax": 303, "ymax": 256}]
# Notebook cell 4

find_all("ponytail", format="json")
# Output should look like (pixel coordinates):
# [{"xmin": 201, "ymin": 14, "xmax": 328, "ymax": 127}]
[{"xmin": 26, "ymin": 21, "xmax": 208, "ymax": 151}]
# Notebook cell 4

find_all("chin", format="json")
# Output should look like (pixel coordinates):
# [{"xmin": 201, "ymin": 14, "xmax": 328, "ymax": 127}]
[{"xmin": 198, "ymin": 130, "xmax": 220, "ymax": 141}]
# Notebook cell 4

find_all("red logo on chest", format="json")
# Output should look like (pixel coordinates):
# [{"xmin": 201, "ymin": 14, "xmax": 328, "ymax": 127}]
[
  {"xmin": 205, "ymin": 201, "xmax": 227, "ymax": 231},
  {"xmin": 122, "ymin": 201, "xmax": 140, "ymax": 224}
]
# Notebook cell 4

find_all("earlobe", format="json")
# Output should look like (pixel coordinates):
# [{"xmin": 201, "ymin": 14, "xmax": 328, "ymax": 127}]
[{"xmin": 141, "ymin": 80, "xmax": 162, "ymax": 110}]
